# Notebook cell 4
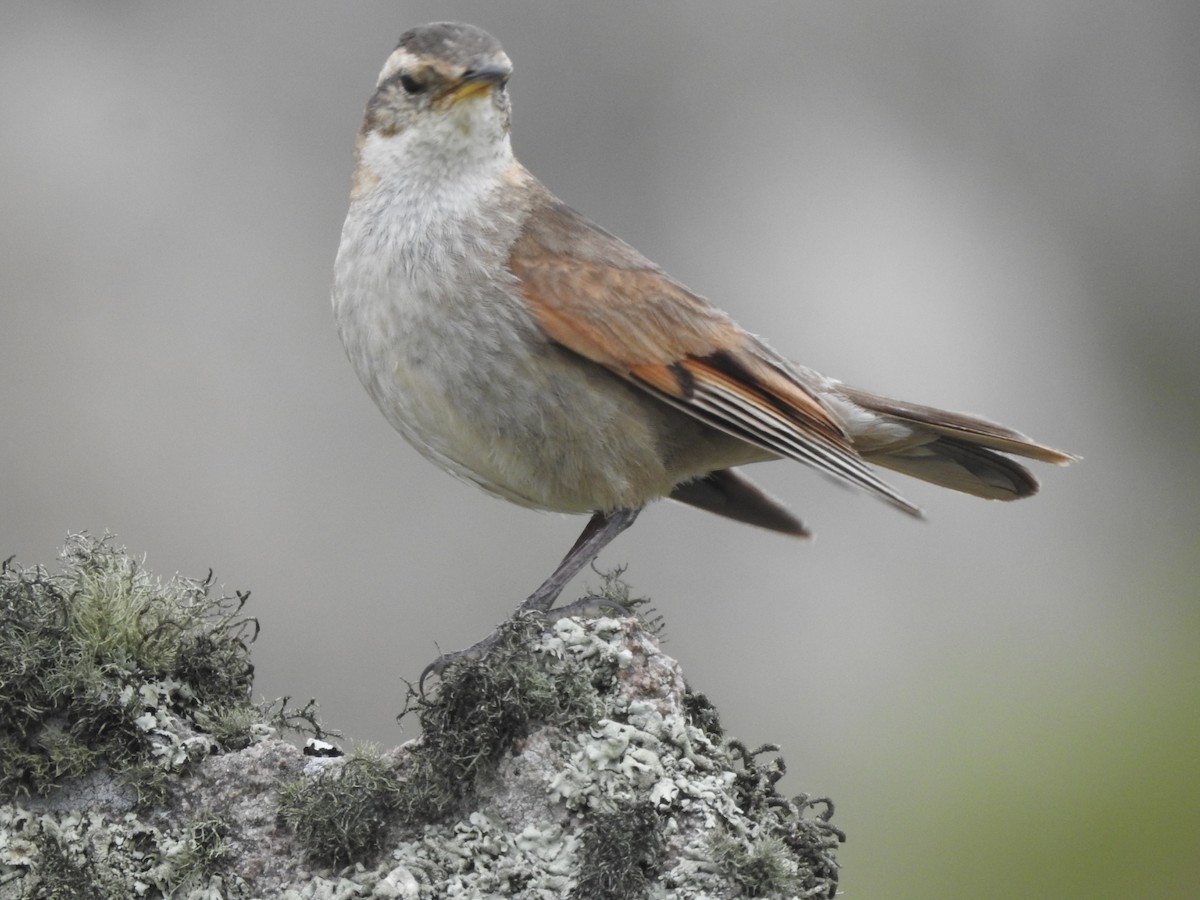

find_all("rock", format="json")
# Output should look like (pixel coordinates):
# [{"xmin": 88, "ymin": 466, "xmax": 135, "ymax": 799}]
[{"xmin": 1, "ymin": 538, "xmax": 842, "ymax": 898}]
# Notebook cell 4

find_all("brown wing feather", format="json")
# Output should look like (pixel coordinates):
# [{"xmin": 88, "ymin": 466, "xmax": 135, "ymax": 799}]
[
  {"xmin": 508, "ymin": 190, "xmax": 921, "ymax": 516},
  {"xmin": 510, "ymin": 200, "xmax": 750, "ymax": 365}
]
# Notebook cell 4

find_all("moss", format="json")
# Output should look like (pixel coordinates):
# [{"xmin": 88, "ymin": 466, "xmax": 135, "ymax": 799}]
[
  {"xmin": 276, "ymin": 746, "xmax": 404, "ymax": 867},
  {"xmin": 396, "ymin": 611, "xmax": 609, "ymax": 821},
  {"xmin": 0, "ymin": 534, "xmax": 257, "ymax": 801},
  {"xmin": 709, "ymin": 830, "xmax": 804, "ymax": 898},
  {"xmin": 682, "ymin": 687, "xmax": 724, "ymax": 744},
  {"xmin": 571, "ymin": 800, "xmax": 664, "ymax": 899},
  {"xmin": 709, "ymin": 741, "xmax": 845, "ymax": 899},
  {"xmin": 277, "ymin": 612, "xmax": 613, "ymax": 866}
]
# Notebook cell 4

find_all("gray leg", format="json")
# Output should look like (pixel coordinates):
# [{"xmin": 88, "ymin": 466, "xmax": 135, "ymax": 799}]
[
  {"xmin": 419, "ymin": 507, "xmax": 642, "ymax": 693},
  {"xmin": 521, "ymin": 508, "xmax": 641, "ymax": 612}
]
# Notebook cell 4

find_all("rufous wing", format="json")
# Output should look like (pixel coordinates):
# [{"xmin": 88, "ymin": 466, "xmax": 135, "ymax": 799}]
[{"xmin": 507, "ymin": 191, "xmax": 920, "ymax": 516}]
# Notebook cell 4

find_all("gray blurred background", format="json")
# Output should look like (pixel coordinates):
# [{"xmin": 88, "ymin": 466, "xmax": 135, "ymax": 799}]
[{"xmin": 3, "ymin": 2, "xmax": 1198, "ymax": 896}]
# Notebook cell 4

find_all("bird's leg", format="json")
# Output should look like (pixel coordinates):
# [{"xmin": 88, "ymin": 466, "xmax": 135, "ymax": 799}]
[
  {"xmin": 419, "ymin": 507, "xmax": 641, "ymax": 693},
  {"xmin": 520, "ymin": 507, "xmax": 641, "ymax": 613}
]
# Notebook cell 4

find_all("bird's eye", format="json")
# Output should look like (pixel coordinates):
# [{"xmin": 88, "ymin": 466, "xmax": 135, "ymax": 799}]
[{"xmin": 398, "ymin": 73, "xmax": 425, "ymax": 94}]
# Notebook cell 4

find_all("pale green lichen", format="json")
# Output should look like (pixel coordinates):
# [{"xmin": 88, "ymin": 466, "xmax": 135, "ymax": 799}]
[
  {"xmin": 0, "ymin": 536, "xmax": 265, "ymax": 898},
  {"xmin": 0, "ymin": 805, "xmax": 241, "ymax": 899},
  {"xmin": 0, "ymin": 534, "xmax": 257, "ymax": 803}
]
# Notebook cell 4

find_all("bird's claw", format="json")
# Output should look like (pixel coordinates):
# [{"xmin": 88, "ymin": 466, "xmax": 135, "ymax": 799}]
[{"xmin": 416, "ymin": 595, "xmax": 632, "ymax": 698}]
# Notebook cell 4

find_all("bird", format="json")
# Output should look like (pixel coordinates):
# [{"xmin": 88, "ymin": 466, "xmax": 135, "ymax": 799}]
[{"xmin": 331, "ymin": 22, "xmax": 1073, "ymax": 628}]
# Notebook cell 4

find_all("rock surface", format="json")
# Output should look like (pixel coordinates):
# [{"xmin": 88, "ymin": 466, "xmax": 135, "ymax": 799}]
[{"xmin": 1, "ymin": 539, "xmax": 842, "ymax": 898}]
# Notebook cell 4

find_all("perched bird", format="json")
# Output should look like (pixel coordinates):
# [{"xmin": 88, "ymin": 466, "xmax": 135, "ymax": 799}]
[{"xmin": 332, "ymin": 22, "xmax": 1072, "ymax": 622}]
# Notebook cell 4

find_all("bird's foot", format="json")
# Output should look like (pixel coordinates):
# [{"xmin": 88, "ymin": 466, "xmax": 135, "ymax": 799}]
[
  {"xmin": 545, "ymin": 591, "xmax": 631, "ymax": 621},
  {"xmin": 419, "ymin": 508, "xmax": 641, "ymax": 695},
  {"xmin": 417, "ymin": 594, "xmax": 630, "ymax": 697}
]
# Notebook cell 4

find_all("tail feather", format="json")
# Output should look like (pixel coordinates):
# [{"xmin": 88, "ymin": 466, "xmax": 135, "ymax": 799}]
[
  {"xmin": 838, "ymin": 385, "xmax": 1075, "ymax": 501},
  {"xmin": 670, "ymin": 469, "xmax": 810, "ymax": 536},
  {"xmin": 669, "ymin": 386, "xmax": 1073, "ymax": 527},
  {"xmin": 838, "ymin": 385, "xmax": 1076, "ymax": 465},
  {"xmin": 862, "ymin": 437, "xmax": 1042, "ymax": 499}
]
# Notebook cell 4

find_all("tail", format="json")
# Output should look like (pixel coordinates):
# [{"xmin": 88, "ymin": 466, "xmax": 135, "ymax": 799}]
[
  {"xmin": 670, "ymin": 469, "xmax": 811, "ymax": 536},
  {"xmin": 669, "ymin": 384, "xmax": 1074, "ymax": 533},
  {"xmin": 835, "ymin": 385, "xmax": 1076, "ymax": 501}
]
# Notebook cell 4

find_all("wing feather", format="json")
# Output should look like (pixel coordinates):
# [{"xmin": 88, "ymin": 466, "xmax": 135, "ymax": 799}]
[{"xmin": 508, "ymin": 190, "xmax": 921, "ymax": 516}]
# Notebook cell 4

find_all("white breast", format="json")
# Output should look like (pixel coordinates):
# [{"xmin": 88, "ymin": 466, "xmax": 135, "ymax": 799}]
[
  {"xmin": 331, "ymin": 112, "xmax": 746, "ymax": 513},
  {"xmin": 331, "ymin": 138, "xmax": 547, "ymax": 498}
]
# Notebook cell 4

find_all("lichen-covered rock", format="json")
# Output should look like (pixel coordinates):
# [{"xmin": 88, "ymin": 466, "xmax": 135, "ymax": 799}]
[
  {"xmin": 1, "ymin": 540, "xmax": 842, "ymax": 898},
  {"xmin": 278, "ymin": 615, "xmax": 842, "ymax": 898}
]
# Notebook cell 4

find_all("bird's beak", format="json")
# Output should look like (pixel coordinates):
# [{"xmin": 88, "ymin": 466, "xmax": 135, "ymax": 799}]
[{"xmin": 441, "ymin": 64, "xmax": 510, "ymax": 104}]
